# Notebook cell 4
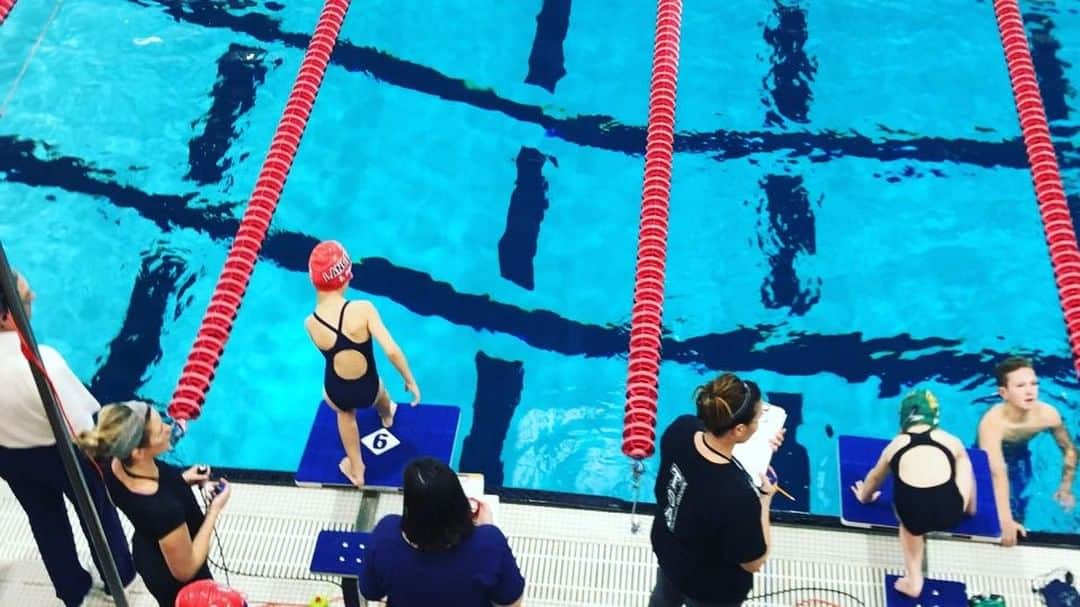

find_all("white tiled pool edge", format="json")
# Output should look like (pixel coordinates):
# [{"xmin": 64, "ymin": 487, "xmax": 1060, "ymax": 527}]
[{"xmin": 1, "ymin": 481, "xmax": 1074, "ymax": 606}]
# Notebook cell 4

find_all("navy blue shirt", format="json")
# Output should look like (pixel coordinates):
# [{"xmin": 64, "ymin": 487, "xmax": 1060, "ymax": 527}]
[{"xmin": 359, "ymin": 514, "xmax": 525, "ymax": 606}]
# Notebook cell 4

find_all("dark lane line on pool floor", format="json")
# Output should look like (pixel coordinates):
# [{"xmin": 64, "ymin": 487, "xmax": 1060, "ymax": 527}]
[
  {"xmin": 1023, "ymin": 10, "xmax": 1071, "ymax": 127},
  {"xmin": 3, "ymin": 133, "xmax": 1077, "ymax": 396},
  {"xmin": 187, "ymin": 44, "xmax": 273, "ymax": 186},
  {"xmin": 762, "ymin": 1, "xmax": 815, "ymax": 128},
  {"xmin": 757, "ymin": 175, "xmax": 821, "ymax": 315},
  {"xmin": 498, "ymin": 147, "xmax": 552, "ymax": 291},
  {"xmin": 90, "ymin": 249, "xmax": 195, "ymax": 403},
  {"xmin": 460, "ymin": 352, "xmax": 524, "ymax": 488},
  {"xmin": 126, "ymin": 0, "xmax": 1059, "ymax": 170},
  {"xmin": 758, "ymin": 2, "xmax": 821, "ymax": 317},
  {"xmin": 524, "ymin": 0, "xmax": 571, "ymax": 93}
]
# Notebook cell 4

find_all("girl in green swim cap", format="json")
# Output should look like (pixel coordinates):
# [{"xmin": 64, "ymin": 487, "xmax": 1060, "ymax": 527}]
[{"xmin": 851, "ymin": 388, "xmax": 977, "ymax": 599}]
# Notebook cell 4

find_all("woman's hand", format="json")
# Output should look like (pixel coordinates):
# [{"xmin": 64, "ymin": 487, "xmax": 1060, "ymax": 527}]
[
  {"xmin": 207, "ymin": 479, "xmax": 232, "ymax": 512},
  {"xmin": 182, "ymin": 464, "xmax": 211, "ymax": 486},
  {"xmin": 405, "ymin": 381, "xmax": 421, "ymax": 406},
  {"xmin": 850, "ymin": 480, "xmax": 880, "ymax": 504},
  {"xmin": 758, "ymin": 469, "xmax": 778, "ymax": 501},
  {"xmin": 472, "ymin": 498, "xmax": 493, "ymax": 525},
  {"xmin": 768, "ymin": 428, "xmax": 786, "ymax": 452}
]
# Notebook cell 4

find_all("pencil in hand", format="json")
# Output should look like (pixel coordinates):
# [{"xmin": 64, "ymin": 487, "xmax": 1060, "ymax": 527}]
[{"xmin": 773, "ymin": 485, "xmax": 796, "ymax": 501}]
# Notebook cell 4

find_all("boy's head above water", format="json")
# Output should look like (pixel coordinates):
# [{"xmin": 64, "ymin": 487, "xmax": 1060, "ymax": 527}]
[{"xmin": 994, "ymin": 356, "xmax": 1038, "ymax": 411}]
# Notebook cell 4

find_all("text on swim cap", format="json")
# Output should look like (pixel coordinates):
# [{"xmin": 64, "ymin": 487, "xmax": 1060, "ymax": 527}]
[{"xmin": 322, "ymin": 255, "xmax": 351, "ymax": 282}]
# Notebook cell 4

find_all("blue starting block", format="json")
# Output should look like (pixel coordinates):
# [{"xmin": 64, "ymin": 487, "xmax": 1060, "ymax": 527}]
[
  {"xmin": 838, "ymin": 435, "xmax": 1000, "ymax": 540},
  {"xmin": 310, "ymin": 529, "xmax": 371, "ymax": 607},
  {"xmin": 296, "ymin": 401, "xmax": 461, "ymax": 489},
  {"xmin": 310, "ymin": 529, "xmax": 369, "ymax": 576},
  {"xmin": 884, "ymin": 574, "xmax": 966, "ymax": 607}
]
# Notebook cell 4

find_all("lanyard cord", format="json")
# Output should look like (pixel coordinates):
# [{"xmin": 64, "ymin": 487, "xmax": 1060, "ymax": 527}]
[{"xmin": 699, "ymin": 433, "xmax": 764, "ymax": 495}]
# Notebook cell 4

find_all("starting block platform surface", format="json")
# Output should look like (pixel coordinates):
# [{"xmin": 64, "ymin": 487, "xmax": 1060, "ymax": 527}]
[
  {"xmin": 884, "ymin": 575, "xmax": 966, "ymax": 607},
  {"xmin": 310, "ymin": 530, "xmax": 371, "ymax": 577},
  {"xmin": 296, "ymin": 401, "xmax": 461, "ymax": 489},
  {"xmin": 838, "ymin": 435, "xmax": 1000, "ymax": 540}
]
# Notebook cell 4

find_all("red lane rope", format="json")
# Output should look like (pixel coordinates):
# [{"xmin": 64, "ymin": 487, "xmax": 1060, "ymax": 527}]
[
  {"xmin": 993, "ymin": 0, "xmax": 1080, "ymax": 377},
  {"xmin": 167, "ymin": 0, "xmax": 352, "ymax": 424},
  {"xmin": 622, "ymin": 0, "xmax": 684, "ymax": 460},
  {"xmin": 0, "ymin": 0, "xmax": 16, "ymax": 24}
]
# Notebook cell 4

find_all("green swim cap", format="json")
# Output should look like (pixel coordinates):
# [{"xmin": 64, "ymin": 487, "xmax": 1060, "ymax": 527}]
[{"xmin": 899, "ymin": 388, "xmax": 941, "ymax": 430}]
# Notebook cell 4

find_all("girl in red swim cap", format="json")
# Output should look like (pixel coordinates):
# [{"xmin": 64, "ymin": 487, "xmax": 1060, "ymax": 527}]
[{"xmin": 305, "ymin": 241, "xmax": 421, "ymax": 487}]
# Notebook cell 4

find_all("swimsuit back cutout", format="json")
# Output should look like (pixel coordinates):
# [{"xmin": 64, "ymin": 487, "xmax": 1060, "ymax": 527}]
[{"xmin": 313, "ymin": 301, "xmax": 380, "ymax": 411}]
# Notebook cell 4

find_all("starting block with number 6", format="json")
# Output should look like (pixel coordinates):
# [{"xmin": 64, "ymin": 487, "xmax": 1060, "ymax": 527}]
[{"xmin": 296, "ymin": 401, "xmax": 461, "ymax": 490}]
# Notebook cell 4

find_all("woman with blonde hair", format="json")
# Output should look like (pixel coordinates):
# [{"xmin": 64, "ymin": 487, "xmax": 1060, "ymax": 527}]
[{"xmin": 76, "ymin": 401, "xmax": 231, "ymax": 606}]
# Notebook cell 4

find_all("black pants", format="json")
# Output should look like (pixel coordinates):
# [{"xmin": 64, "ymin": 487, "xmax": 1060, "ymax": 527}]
[
  {"xmin": 649, "ymin": 567, "xmax": 743, "ymax": 607},
  {"xmin": 134, "ymin": 531, "xmax": 213, "ymax": 607},
  {"xmin": 0, "ymin": 444, "xmax": 136, "ymax": 606}
]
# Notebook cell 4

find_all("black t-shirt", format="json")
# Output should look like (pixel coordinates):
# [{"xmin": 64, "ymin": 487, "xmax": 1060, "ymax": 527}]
[
  {"xmin": 650, "ymin": 415, "xmax": 766, "ymax": 603},
  {"xmin": 104, "ymin": 461, "xmax": 211, "ymax": 605}
]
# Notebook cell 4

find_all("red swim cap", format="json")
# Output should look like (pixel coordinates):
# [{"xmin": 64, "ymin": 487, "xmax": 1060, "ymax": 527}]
[
  {"xmin": 174, "ymin": 579, "xmax": 247, "ymax": 607},
  {"xmin": 308, "ymin": 240, "xmax": 352, "ymax": 291}
]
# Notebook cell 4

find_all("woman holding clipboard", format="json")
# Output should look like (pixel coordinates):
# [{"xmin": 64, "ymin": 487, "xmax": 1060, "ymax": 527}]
[{"xmin": 649, "ymin": 373, "xmax": 786, "ymax": 607}]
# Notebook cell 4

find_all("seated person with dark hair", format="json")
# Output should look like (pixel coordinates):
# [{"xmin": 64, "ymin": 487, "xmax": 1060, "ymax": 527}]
[{"xmin": 359, "ymin": 457, "xmax": 525, "ymax": 607}]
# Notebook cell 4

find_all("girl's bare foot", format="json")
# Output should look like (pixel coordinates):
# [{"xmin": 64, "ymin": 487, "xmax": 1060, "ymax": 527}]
[
  {"xmin": 380, "ymin": 402, "xmax": 398, "ymax": 429},
  {"xmin": 894, "ymin": 575, "xmax": 924, "ymax": 598},
  {"xmin": 338, "ymin": 457, "xmax": 365, "ymax": 488}
]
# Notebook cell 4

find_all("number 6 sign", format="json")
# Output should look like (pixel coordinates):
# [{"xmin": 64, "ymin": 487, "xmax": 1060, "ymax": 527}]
[{"xmin": 361, "ymin": 428, "xmax": 401, "ymax": 456}]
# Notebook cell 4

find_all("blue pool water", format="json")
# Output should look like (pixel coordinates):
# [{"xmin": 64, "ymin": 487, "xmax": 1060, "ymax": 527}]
[{"xmin": 1, "ymin": 0, "xmax": 1079, "ymax": 535}]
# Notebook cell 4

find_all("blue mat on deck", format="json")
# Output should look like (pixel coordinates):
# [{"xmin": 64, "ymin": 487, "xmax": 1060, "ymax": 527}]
[
  {"xmin": 838, "ymin": 435, "xmax": 1000, "ymax": 540},
  {"xmin": 296, "ymin": 401, "xmax": 460, "ymax": 489},
  {"xmin": 884, "ymin": 574, "xmax": 966, "ymax": 607}
]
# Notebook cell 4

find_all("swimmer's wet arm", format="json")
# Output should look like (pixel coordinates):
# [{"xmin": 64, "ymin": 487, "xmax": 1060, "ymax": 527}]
[
  {"xmin": 858, "ymin": 449, "xmax": 892, "ymax": 500},
  {"xmin": 979, "ymin": 420, "xmax": 1015, "ymax": 524},
  {"xmin": 1050, "ymin": 421, "xmax": 1076, "ymax": 489}
]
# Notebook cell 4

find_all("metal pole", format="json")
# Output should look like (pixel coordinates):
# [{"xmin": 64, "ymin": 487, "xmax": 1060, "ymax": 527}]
[{"xmin": 0, "ymin": 242, "xmax": 129, "ymax": 606}]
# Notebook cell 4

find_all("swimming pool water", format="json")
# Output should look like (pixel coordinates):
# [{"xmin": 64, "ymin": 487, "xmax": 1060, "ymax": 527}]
[{"xmin": 1, "ymin": 0, "xmax": 1079, "ymax": 534}]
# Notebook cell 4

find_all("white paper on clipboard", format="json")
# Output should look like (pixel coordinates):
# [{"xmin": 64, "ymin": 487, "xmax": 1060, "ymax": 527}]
[{"xmin": 731, "ymin": 402, "xmax": 787, "ymax": 487}]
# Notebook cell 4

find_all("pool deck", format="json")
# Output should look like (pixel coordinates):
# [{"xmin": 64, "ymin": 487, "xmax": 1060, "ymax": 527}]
[{"xmin": 1, "ymin": 480, "xmax": 1076, "ymax": 606}]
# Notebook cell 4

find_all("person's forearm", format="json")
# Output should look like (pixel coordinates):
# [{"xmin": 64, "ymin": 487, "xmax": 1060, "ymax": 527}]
[
  {"xmin": 188, "ymin": 508, "xmax": 221, "ymax": 580},
  {"xmin": 759, "ymin": 501, "xmax": 772, "ymax": 558},
  {"xmin": 990, "ymin": 471, "xmax": 1013, "ymax": 523},
  {"xmin": 388, "ymin": 351, "xmax": 416, "ymax": 385},
  {"xmin": 1061, "ymin": 446, "xmax": 1077, "ymax": 488},
  {"xmin": 861, "ymin": 474, "xmax": 883, "ymax": 498},
  {"xmin": 860, "ymin": 467, "xmax": 887, "ymax": 500}
]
